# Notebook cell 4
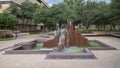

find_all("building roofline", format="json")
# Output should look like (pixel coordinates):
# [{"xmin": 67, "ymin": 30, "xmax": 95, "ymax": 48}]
[
  {"xmin": 37, "ymin": 0, "xmax": 50, "ymax": 8},
  {"xmin": 0, "ymin": 0, "xmax": 11, "ymax": 1}
]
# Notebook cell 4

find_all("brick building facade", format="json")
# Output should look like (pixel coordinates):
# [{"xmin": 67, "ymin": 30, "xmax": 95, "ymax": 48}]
[{"xmin": 0, "ymin": 0, "xmax": 49, "ymax": 32}]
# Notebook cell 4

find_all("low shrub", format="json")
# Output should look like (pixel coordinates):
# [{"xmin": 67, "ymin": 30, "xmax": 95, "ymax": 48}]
[{"xmin": 76, "ymin": 29, "xmax": 91, "ymax": 33}]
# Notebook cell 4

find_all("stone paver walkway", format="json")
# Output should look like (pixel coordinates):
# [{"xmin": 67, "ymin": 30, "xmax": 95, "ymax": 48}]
[
  {"xmin": 0, "ymin": 34, "xmax": 43, "ymax": 50},
  {"xmin": 0, "ymin": 35, "xmax": 120, "ymax": 68}
]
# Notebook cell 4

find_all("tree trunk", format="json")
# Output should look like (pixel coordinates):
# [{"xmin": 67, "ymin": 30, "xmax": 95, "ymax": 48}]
[
  {"xmin": 100, "ymin": 25, "xmax": 102, "ymax": 31},
  {"xmin": 27, "ymin": 18, "xmax": 29, "ymax": 24},
  {"xmin": 119, "ymin": 24, "xmax": 120, "ymax": 31},
  {"xmin": 113, "ymin": 24, "xmax": 116, "ymax": 31},
  {"xmin": 110, "ymin": 24, "xmax": 113, "ymax": 31},
  {"xmin": 22, "ymin": 18, "xmax": 25, "ymax": 32},
  {"xmin": 86, "ymin": 24, "xmax": 90, "ymax": 33},
  {"xmin": 103, "ymin": 24, "xmax": 106, "ymax": 31},
  {"xmin": 98, "ymin": 26, "xmax": 100, "ymax": 31}
]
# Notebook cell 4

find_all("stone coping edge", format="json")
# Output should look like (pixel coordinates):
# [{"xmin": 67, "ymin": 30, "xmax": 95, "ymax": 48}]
[{"xmin": 45, "ymin": 48, "xmax": 97, "ymax": 59}]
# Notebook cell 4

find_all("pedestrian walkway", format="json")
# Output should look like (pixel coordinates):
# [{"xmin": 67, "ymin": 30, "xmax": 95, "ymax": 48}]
[{"xmin": 0, "ymin": 34, "xmax": 42, "ymax": 50}]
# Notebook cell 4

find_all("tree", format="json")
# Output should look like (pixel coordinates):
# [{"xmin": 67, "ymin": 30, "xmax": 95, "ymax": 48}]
[
  {"xmin": 33, "ymin": 2, "xmax": 75, "ymax": 31},
  {"xmin": 10, "ymin": 0, "xmax": 40, "ymax": 31},
  {"xmin": 64, "ymin": 0, "xmax": 76, "ymax": 8},
  {"xmin": 19, "ymin": 1, "xmax": 39, "ymax": 23},
  {"xmin": 9, "ymin": 3, "xmax": 20, "ymax": 17},
  {"xmin": 0, "ymin": 12, "xmax": 18, "ymax": 30},
  {"xmin": 33, "ymin": 7, "xmax": 50, "ymax": 25},
  {"xmin": 33, "ymin": 7, "xmax": 50, "ymax": 24},
  {"xmin": 73, "ymin": 0, "xmax": 98, "ymax": 30},
  {"xmin": 93, "ymin": 1, "xmax": 110, "ymax": 31},
  {"xmin": 10, "ymin": 0, "xmax": 40, "ymax": 23},
  {"xmin": 50, "ymin": 3, "xmax": 75, "ymax": 27},
  {"xmin": 109, "ymin": 0, "xmax": 120, "ymax": 31},
  {"xmin": 33, "ymin": 7, "xmax": 56, "ymax": 31}
]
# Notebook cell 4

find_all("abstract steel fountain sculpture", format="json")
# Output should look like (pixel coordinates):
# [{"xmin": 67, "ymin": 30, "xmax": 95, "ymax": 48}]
[
  {"xmin": 43, "ymin": 33, "xmax": 60, "ymax": 48},
  {"xmin": 43, "ymin": 22, "xmax": 89, "ymax": 51},
  {"xmin": 65, "ymin": 23, "xmax": 89, "ymax": 47}
]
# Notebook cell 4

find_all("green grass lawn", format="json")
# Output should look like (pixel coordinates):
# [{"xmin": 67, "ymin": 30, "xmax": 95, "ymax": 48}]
[
  {"xmin": 0, "ymin": 38, "xmax": 15, "ymax": 41},
  {"xmin": 32, "ymin": 44, "xmax": 43, "ymax": 50},
  {"xmin": 89, "ymin": 42, "xmax": 102, "ymax": 48}
]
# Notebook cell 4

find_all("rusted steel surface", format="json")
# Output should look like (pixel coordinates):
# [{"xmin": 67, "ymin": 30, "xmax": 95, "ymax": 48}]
[
  {"xmin": 65, "ymin": 23, "xmax": 89, "ymax": 47},
  {"xmin": 43, "ymin": 34, "xmax": 60, "ymax": 48}
]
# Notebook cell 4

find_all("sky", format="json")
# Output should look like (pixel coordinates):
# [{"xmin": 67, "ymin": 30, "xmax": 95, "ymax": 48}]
[
  {"xmin": 45, "ymin": 0, "xmax": 111, "ymax": 6},
  {"xmin": 45, "ymin": 0, "xmax": 63, "ymax": 6}
]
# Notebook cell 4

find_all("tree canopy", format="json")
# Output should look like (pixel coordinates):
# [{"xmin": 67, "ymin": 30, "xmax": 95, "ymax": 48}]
[
  {"xmin": 0, "ymin": 12, "xmax": 18, "ymax": 30},
  {"xmin": 8, "ymin": 0, "xmax": 120, "ymax": 31}
]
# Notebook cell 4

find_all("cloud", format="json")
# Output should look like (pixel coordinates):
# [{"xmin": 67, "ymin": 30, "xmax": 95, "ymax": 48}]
[
  {"xmin": 49, "ymin": 4, "xmax": 53, "ymax": 7},
  {"xmin": 45, "ymin": 0, "xmax": 110, "ymax": 6},
  {"xmin": 45, "ymin": 0, "xmax": 63, "ymax": 6}
]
